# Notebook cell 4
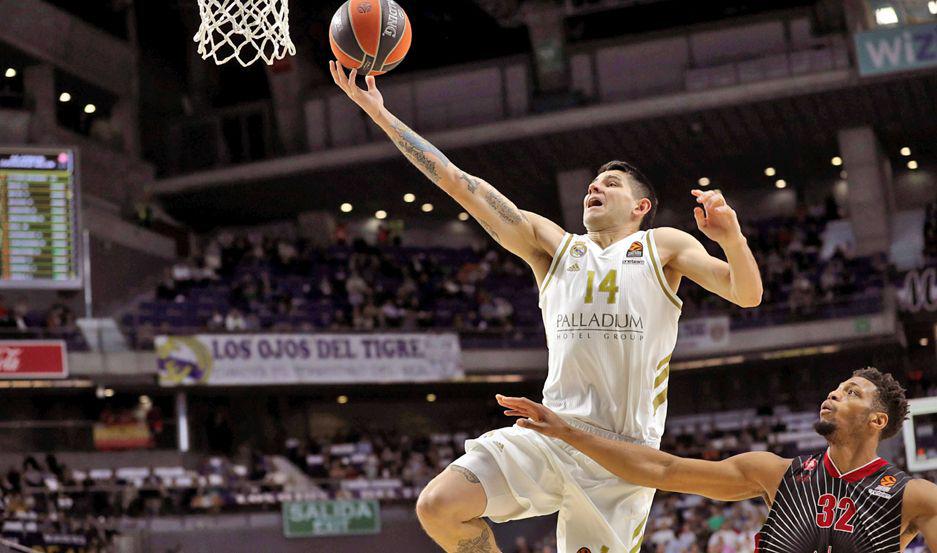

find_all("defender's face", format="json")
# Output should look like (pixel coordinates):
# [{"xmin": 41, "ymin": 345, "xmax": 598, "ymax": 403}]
[
  {"xmin": 583, "ymin": 170, "xmax": 638, "ymax": 230},
  {"xmin": 818, "ymin": 376, "xmax": 882, "ymax": 438}
]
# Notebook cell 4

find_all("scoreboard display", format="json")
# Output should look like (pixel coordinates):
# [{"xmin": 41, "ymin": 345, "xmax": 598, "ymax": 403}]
[{"xmin": 0, "ymin": 148, "xmax": 81, "ymax": 289}]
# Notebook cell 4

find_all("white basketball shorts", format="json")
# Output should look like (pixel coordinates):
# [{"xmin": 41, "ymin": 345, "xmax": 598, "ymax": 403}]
[{"xmin": 452, "ymin": 424, "xmax": 656, "ymax": 553}]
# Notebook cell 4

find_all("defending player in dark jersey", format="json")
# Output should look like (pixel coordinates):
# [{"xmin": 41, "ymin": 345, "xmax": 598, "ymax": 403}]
[{"xmin": 497, "ymin": 367, "xmax": 937, "ymax": 551}]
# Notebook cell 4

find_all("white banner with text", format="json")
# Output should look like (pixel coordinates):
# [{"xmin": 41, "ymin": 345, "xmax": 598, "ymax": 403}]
[{"xmin": 156, "ymin": 333, "xmax": 462, "ymax": 386}]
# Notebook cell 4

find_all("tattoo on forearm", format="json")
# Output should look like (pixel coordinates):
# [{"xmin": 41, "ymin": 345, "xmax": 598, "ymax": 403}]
[
  {"xmin": 449, "ymin": 465, "xmax": 480, "ymax": 484},
  {"xmin": 484, "ymin": 190, "xmax": 523, "ymax": 225},
  {"xmin": 456, "ymin": 527, "xmax": 494, "ymax": 553},
  {"xmin": 478, "ymin": 220, "xmax": 501, "ymax": 244},
  {"xmin": 389, "ymin": 117, "xmax": 451, "ymax": 183},
  {"xmin": 458, "ymin": 171, "xmax": 480, "ymax": 194}
]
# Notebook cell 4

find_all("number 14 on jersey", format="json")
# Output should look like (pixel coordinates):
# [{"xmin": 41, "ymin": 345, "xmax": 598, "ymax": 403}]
[{"xmin": 584, "ymin": 270, "xmax": 619, "ymax": 304}]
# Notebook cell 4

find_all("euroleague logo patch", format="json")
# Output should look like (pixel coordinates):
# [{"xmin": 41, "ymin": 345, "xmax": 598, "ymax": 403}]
[
  {"xmin": 626, "ymin": 241, "xmax": 644, "ymax": 258},
  {"xmin": 880, "ymin": 475, "xmax": 897, "ymax": 488}
]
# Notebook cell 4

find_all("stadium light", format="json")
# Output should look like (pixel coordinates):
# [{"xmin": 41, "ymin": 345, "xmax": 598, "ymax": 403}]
[
  {"xmin": 426, "ymin": 393, "xmax": 437, "ymax": 402},
  {"xmin": 698, "ymin": 177, "xmax": 710, "ymax": 187},
  {"xmin": 831, "ymin": 156, "xmax": 843, "ymax": 167},
  {"xmin": 104, "ymin": 388, "xmax": 115, "ymax": 398},
  {"xmin": 4, "ymin": 68, "xmax": 15, "ymax": 78},
  {"xmin": 930, "ymin": 1, "xmax": 937, "ymax": 15},
  {"xmin": 337, "ymin": 395, "xmax": 348, "ymax": 404},
  {"xmin": 421, "ymin": 203, "xmax": 434, "ymax": 213},
  {"xmin": 900, "ymin": 147, "xmax": 911, "ymax": 157},
  {"xmin": 340, "ymin": 202, "xmax": 353, "ymax": 213},
  {"xmin": 874, "ymin": 6, "xmax": 899, "ymax": 25},
  {"xmin": 59, "ymin": 92, "xmax": 72, "ymax": 103},
  {"xmin": 764, "ymin": 167, "xmax": 776, "ymax": 177},
  {"xmin": 908, "ymin": 160, "xmax": 919, "ymax": 170},
  {"xmin": 458, "ymin": 212, "xmax": 469, "ymax": 221},
  {"xmin": 403, "ymin": 193, "xmax": 416, "ymax": 203},
  {"xmin": 375, "ymin": 210, "xmax": 387, "ymax": 220},
  {"xmin": 921, "ymin": 338, "xmax": 930, "ymax": 347},
  {"xmin": 775, "ymin": 179, "xmax": 787, "ymax": 189},
  {"xmin": 84, "ymin": 104, "xmax": 97, "ymax": 114}
]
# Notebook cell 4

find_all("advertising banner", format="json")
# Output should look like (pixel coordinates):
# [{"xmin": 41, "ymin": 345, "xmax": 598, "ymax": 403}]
[
  {"xmin": 93, "ymin": 421, "xmax": 154, "ymax": 450},
  {"xmin": 855, "ymin": 23, "xmax": 937, "ymax": 77},
  {"xmin": 0, "ymin": 340, "xmax": 67, "ymax": 379},
  {"xmin": 896, "ymin": 265, "xmax": 937, "ymax": 321},
  {"xmin": 676, "ymin": 317, "xmax": 731, "ymax": 351},
  {"xmin": 282, "ymin": 500, "xmax": 380, "ymax": 538},
  {"xmin": 156, "ymin": 333, "xmax": 462, "ymax": 386}
]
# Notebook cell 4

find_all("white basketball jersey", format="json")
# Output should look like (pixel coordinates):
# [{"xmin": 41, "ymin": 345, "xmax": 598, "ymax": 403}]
[{"xmin": 539, "ymin": 230, "xmax": 682, "ymax": 445}]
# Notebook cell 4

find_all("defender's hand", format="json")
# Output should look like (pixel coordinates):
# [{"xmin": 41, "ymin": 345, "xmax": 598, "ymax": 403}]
[
  {"xmin": 496, "ymin": 395, "xmax": 571, "ymax": 440},
  {"xmin": 329, "ymin": 61, "xmax": 385, "ymax": 118},
  {"xmin": 691, "ymin": 189, "xmax": 743, "ymax": 246}
]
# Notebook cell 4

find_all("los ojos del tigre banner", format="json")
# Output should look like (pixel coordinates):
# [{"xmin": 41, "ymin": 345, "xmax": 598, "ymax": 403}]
[{"xmin": 156, "ymin": 333, "xmax": 462, "ymax": 386}]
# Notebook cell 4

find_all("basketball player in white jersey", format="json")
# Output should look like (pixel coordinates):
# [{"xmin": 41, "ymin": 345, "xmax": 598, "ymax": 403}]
[{"xmin": 330, "ymin": 63, "xmax": 764, "ymax": 553}]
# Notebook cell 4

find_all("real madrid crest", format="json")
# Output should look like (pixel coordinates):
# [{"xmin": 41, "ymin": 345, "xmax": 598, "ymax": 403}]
[
  {"xmin": 156, "ymin": 336, "xmax": 214, "ymax": 385},
  {"xmin": 570, "ymin": 241, "xmax": 587, "ymax": 258}
]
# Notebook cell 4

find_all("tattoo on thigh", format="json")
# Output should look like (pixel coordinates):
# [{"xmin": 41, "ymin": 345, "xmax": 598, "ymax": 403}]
[
  {"xmin": 456, "ymin": 527, "xmax": 494, "ymax": 553},
  {"xmin": 449, "ymin": 465, "xmax": 480, "ymax": 484}
]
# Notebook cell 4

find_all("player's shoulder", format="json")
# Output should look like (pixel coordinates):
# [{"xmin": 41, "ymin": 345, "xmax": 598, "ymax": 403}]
[
  {"xmin": 904, "ymin": 478, "xmax": 937, "ymax": 509},
  {"xmin": 647, "ymin": 227, "xmax": 703, "ymax": 261},
  {"xmin": 648, "ymin": 226, "xmax": 699, "ymax": 247}
]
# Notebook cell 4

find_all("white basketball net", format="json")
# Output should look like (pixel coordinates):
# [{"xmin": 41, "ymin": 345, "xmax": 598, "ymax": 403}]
[{"xmin": 194, "ymin": 0, "xmax": 296, "ymax": 66}]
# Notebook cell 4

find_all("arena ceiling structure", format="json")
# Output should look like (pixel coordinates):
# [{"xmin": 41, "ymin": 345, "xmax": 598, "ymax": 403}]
[
  {"xmin": 36, "ymin": 0, "xmax": 936, "ymax": 228},
  {"xmin": 149, "ymin": 69, "xmax": 937, "ymax": 229}
]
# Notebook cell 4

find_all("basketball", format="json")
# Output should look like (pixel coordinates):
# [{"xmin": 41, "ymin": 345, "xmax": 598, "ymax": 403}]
[{"xmin": 329, "ymin": 0, "xmax": 412, "ymax": 76}]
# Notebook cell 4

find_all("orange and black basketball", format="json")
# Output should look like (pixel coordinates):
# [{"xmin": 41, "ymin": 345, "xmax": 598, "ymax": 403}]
[{"xmin": 329, "ymin": 0, "xmax": 412, "ymax": 76}]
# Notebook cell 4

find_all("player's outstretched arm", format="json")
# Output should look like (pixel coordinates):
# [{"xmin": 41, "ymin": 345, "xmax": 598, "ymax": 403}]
[
  {"xmin": 329, "ymin": 62, "xmax": 564, "ymax": 273},
  {"xmin": 903, "ymin": 479, "xmax": 937, "ymax": 549},
  {"xmin": 497, "ymin": 395, "xmax": 788, "ymax": 503},
  {"xmin": 654, "ymin": 189, "xmax": 763, "ymax": 308}
]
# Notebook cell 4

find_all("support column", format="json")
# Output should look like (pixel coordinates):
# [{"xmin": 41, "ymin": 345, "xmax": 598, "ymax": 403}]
[
  {"xmin": 176, "ymin": 391, "xmax": 190, "ymax": 453},
  {"xmin": 557, "ymin": 168, "xmax": 591, "ymax": 234},
  {"xmin": 23, "ymin": 63, "xmax": 56, "ymax": 140},
  {"xmin": 266, "ymin": 60, "xmax": 309, "ymax": 154},
  {"xmin": 837, "ymin": 127, "xmax": 894, "ymax": 256},
  {"xmin": 520, "ymin": 0, "xmax": 569, "ymax": 93}
]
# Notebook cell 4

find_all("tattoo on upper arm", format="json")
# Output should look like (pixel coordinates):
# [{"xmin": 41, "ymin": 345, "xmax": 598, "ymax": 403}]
[
  {"xmin": 478, "ymin": 220, "xmax": 501, "ymax": 243},
  {"xmin": 449, "ymin": 465, "xmax": 480, "ymax": 484},
  {"xmin": 458, "ymin": 172, "xmax": 481, "ymax": 194},
  {"xmin": 484, "ymin": 190, "xmax": 524, "ymax": 225},
  {"xmin": 456, "ymin": 527, "xmax": 494, "ymax": 553},
  {"xmin": 389, "ymin": 118, "xmax": 451, "ymax": 182}
]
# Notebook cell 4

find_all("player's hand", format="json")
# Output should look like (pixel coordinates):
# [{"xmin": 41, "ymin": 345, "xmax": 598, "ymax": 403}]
[
  {"xmin": 496, "ymin": 395, "xmax": 571, "ymax": 440},
  {"xmin": 329, "ymin": 61, "xmax": 385, "ymax": 118},
  {"xmin": 691, "ymin": 189, "xmax": 744, "ymax": 246}
]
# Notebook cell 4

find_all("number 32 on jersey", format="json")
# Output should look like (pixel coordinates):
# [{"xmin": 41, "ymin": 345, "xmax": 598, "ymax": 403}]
[{"xmin": 816, "ymin": 494, "xmax": 856, "ymax": 533}]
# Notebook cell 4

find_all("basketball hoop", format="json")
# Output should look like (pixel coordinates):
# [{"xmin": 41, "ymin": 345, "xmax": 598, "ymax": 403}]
[{"xmin": 194, "ymin": 0, "xmax": 296, "ymax": 67}]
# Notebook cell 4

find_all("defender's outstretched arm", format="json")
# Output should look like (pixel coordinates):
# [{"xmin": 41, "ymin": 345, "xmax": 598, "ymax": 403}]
[
  {"xmin": 497, "ymin": 395, "xmax": 788, "ymax": 503},
  {"xmin": 330, "ymin": 63, "xmax": 564, "ymax": 278}
]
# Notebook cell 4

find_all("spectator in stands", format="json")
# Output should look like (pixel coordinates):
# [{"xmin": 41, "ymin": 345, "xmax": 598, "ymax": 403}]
[
  {"xmin": 788, "ymin": 272, "xmax": 815, "ymax": 318},
  {"xmin": 224, "ymin": 309, "xmax": 248, "ymax": 331}
]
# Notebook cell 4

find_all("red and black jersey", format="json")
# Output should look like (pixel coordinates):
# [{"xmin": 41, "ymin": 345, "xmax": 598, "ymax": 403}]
[{"xmin": 756, "ymin": 450, "xmax": 910, "ymax": 553}]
